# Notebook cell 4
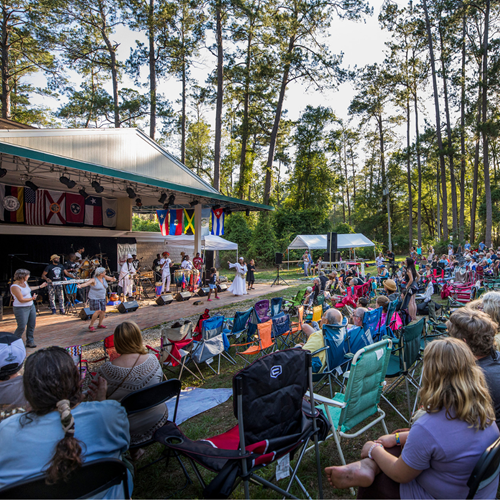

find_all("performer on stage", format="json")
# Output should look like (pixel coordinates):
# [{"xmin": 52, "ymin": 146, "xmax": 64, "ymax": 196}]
[
  {"xmin": 132, "ymin": 254, "xmax": 140, "ymax": 272},
  {"xmin": 160, "ymin": 251, "xmax": 172, "ymax": 293},
  {"xmin": 42, "ymin": 254, "xmax": 66, "ymax": 314},
  {"xmin": 10, "ymin": 269, "xmax": 47, "ymax": 348},
  {"xmin": 181, "ymin": 255, "xmax": 193, "ymax": 270},
  {"xmin": 77, "ymin": 267, "xmax": 116, "ymax": 331},
  {"xmin": 119, "ymin": 254, "xmax": 136, "ymax": 298},
  {"xmin": 228, "ymin": 257, "xmax": 247, "ymax": 296},
  {"xmin": 75, "ymin": 246, "xmax": 85, "ymax": 265},
  {"xmin": 193, "ymin": 252, "xmax": 203, "ymax": 271}
]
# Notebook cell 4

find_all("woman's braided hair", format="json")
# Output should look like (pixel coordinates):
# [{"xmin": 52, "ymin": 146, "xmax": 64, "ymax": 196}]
[{"xmin": 22, "ymin": 347, "xmax": 83, "ymax": 484}]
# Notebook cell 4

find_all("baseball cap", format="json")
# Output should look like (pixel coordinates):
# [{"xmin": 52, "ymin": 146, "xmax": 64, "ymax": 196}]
[
  {"xmin": 0, "ymin": 332, "xmax": 26, "ymax": 377},
  {"xmin": 50, "ymin": 254, "xmax": 60, "ymax": 261}
]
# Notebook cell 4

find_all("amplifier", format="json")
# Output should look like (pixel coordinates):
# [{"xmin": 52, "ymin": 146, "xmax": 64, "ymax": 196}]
[
  {"xmin": 217, "ymin": 283, "xmax": 228, "ymax": 292},
  {"xmin": 156, "ymin": 294, "xmax": 174, "ymax": 306},
  {"xmin": 175, "ymin": 292, "xmax": 192, "ymax": 301},
  {"xmin": 218, "ymin": 275, "xmax": 228, "ymax": 283},
  {"xmin": 79, "ymin": 307, "xmax": 95, "ymax": 320},
  {"xmin": 197, "ymin": 287, "xmax": 211, "ymax": 297},
  {"xmin": 117, "ymin": 301, "xmax": 139, "ymax": 313}
]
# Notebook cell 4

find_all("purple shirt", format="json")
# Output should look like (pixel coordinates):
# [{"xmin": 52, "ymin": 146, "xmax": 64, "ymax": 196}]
[{"xmin": 400, "ymin": 409, "xmax": 499, "ymax": 499}]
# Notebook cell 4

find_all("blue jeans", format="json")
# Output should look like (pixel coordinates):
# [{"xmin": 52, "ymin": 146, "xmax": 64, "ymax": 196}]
[{"xmin": 13, "ymin": 304, "xmax": 36, "ymax": 344}]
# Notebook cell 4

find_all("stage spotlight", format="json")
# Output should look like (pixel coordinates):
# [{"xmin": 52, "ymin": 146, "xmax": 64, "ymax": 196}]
[
  {"xmin": 246, "ymin": 209, "xmax": 250, "ymax": 216},
  {"xmin": 158, "ymin": 192, "xmax": 167, "ymax": 203},
  {"xmin": 163, "ymin": 203, "xmax": 169, "ymax": 210},
  {"xmin": 25, "ymin": 180, "xmax": 38, "ymax": 191},
  {"xmin": 79, "ymin": 188, "xmax": 89, "ymax": 199},
  {"xmin": 168, "ymin": 194, "xmax": 176, "ymax": 205},
  {"xmin": 92, "ymin": 180, "xmax": 104, "ymax": 193},
  {"xmin": 60, "ymin": 175, "xmax": 76, "ymax": 188},
  {"xmin": 0, "ymin": 168, "xmax": 7, "ymax": 178},
  {"xmin": 135, "ymin": 198, "xmax": 142, "ymax": 207},
  {"xmin": 224, "ymin": 207, "xmax": 232, "ymax": 215},
  {"xmin": 126, "ymin": 187, "xmax": 136, "ymax": 199},
  {"xmin": 189, "ymin": 200, "xmax": 199, "ymax": 207},
  {"xmin": 213, "ymin": 204, "xmax": 220, "ymax": 210}
]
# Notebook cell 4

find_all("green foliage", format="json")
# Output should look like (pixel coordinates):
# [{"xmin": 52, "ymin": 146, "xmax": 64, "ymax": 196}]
[
  {"xmin": 223, "ymin": 212, "xmax": 253, "ymax": 256},
  {"xmin": 132, "ymin": 215, "xmax": 161, "ymax": 232},
  {"xmin": 332, "ymin": 222, "xmax": 355, "ymax": 234},
  {"xmin": 248, "ymin": 212, "xmax": 278, "ymax": 265}
]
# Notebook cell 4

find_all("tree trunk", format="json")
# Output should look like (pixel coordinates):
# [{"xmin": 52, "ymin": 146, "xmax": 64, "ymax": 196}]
[
  {"xmin": 213, "ymin": 1, "xmax": 223, "ymax": 191},
  {"xmin": 422, "ymin": 0, "xmax": 448, "ymax": 238},
  {"xmin": 263, "ymin": 34, "xmax": 295, "ymax": 205},
  {"xmin": 482, "ymin": 0, "xmax": 492, "ymax": 247},
  {"xmin": 414, "ymin": 90, "xmax": 422, "ymax": 246},
  {"xmin": 148, "ymin": 0, "xmax": 156, "ymax": 139},
  {"xmin": 377, "ymin": 114, "xmax": 390, "ymax": 246},
  {"xmin": 1, "ymin": 6, "xmax": 11, "ymax": 119},
  {"xmin": 470, "ymin": 69, "xmax": 482, "ymax": 243},
  {"xmin": 181, "ymin": 56, "xmax": 186, "ymax": 163},
  {"xmin": 344, "ymin": 138, "xmax": 351, "ymax": 224},
  {"xmin": 406, "ymin": 81, "xmax": 413, "ymax": 247},
  {"xmin": 438, "ymin": 23, "xmax": 458, "ymax": 235},
  {"xmin": 459, "ymin": 12, "xmax": 466, "ymax": 240}
]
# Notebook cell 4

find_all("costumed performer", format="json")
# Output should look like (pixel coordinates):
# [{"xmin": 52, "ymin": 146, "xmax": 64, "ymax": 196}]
[
  {"xmin": 228, "ymin": 257, "xmax": 247, "ymax": 296},
  {"xmin": 160, "ymin": 252, "xmax": 172, "ymax": 293},
  {"xmin": 119, "ymin": 254, "xmax": 136, "ymax": 298}
]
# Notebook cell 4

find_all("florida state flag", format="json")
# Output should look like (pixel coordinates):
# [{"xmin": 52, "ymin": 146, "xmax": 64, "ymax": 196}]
[{"xmin": 45, "ymin": 190, "xmax": 66, "ymax": 225}]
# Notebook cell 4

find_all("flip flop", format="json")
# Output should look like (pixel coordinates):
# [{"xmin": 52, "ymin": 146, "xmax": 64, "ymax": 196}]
[{"xmin": 97, "ymin": 325, "xmax": 107, "ymax": 329}]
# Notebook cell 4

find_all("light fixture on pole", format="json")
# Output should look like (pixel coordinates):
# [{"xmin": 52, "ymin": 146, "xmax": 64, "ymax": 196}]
[
  {"xmin": 79, "ymin": 188, "xmax": 89, "ymax": 199},
  {"xmin": 158, "ymin": 192, "xmax": 167, "ymax": 204},
  {"xmin": 92, "ymin": 180, "xmax": 104, "ymax": 193},
  {"xmin": 59, "ymin": 175, "xmax": 76, "ymax": 189},
  {"xmin": 135, "ymin": 198, "xmax": 142, "ymax": 207},
  {"xmin": 189, "ymin": 200, "xmax": 199, "ymax": 207},
  {"xmin": 168, "ymin": 194, "xmax": 175, "ymax": 205},
  {"xmin": 126, "ymin": 187, "xmax": 136, "ymax": 199},
  {"xmin": 25, "ymin": 180, "xmax": 38, "ymax": 191}
]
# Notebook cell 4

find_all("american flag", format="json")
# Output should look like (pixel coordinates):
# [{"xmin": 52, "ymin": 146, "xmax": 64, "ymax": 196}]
[{"xmin": 25, "ymin": 188, "xmax": 45, "ymax": 225}]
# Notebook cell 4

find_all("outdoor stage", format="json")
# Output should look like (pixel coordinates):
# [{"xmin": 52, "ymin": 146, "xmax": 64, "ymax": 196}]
[{"xmin": 1, "ymin": 283, "xmax": 288, "ymax": 350}]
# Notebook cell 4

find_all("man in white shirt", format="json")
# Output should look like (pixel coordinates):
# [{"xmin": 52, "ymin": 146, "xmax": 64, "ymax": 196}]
[
  {"xmin": 118, "ymin": 254, "xmax": 136, "ymax": 298},
  {"xmin": 160, "ymin": 251, "xmax": 172, "ymax": 293}
]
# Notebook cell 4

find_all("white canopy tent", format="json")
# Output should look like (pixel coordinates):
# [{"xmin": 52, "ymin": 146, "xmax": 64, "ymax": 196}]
[
  {"xmin": 163, "ymin": 234, "xmax": 238, "ymax": 251},
  {"xmin": 287, "ymin": 234, "xmax": 375, "ymax": 250}
]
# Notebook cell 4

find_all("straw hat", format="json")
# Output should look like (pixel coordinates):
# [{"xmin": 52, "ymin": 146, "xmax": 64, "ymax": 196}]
[{"xmin": 384, "ymin": 279, "xmax": 397, "ymax": 292}]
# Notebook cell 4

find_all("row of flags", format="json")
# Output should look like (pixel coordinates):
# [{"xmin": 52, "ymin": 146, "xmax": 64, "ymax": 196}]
[
  {"xmin": 156, "ymin": 207, "xmax": 225, "ymax": 236},
  {"xmin": 0, "ymin": 183, "xmax": 117, "ymax": 227}
]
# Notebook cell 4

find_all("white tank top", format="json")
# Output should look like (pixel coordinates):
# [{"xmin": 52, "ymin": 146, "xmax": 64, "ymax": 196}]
[{"xmin": 10, "ymin": 283, "xmax": 32, "ymax": 307}]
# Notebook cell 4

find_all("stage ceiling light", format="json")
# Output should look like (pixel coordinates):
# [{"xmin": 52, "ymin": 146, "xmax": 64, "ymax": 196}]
[
  {"xmin": 0, "ymin": 168, "xmax": 7, "ymax": 178},
  {"xmin": 246, "ymin": 209, "xmax": 250, "ymax": 216},
  {"xmin": 158, "ymin": 192, "xmax": 167, "ymax": 203},
  {"xmin": 135, "ymin": 198, "xmax": 143, "ymax": 207},
  {"xmin": 213, "ymin": 204, "xmax": 220, "ymax": 210},
  {"xmin": 79, "ymin": 188, "xmax": 89, "ymax": 198},
  {"xmin": 168, "ymin": 194, "xmax": 176, "ymax": 205},
  {"xmin": 163, "ymin": 203, "xmax": 169, "ymax": 210},
  {"xmin": 126, "ymin": 187, "xmax": 136, "ymax": 199},
  {"xmin": 25, "ymin": 180, "xmax": 38, "ymax": 191},
  {"xmin": 224, "ymin": 208, "xmax": 232, "ymax": 215},
  {"xmin": 60, "ymin": 175, "xmax": 76, "ymax": 188},
  {"xmin": 92, "ymin": 180, "xmax": 104, "ymax": 193},
  {"xmin": 189, "ymin": 200, "xmax": 199, "ymax": 207}
]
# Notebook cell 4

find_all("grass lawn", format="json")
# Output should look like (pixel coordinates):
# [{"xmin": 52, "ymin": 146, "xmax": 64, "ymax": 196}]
[{"xmin": 131, "ymin": 283, "xmax": 420, "ymax": 500}]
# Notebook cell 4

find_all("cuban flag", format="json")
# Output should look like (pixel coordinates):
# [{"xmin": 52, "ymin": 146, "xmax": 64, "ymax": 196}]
[
  {"xmin": 211, "ymin": 208, "xmax": 224, "ymax": 235},
  {"xmin": 156, "ymin": 210, "xmax": 168, "ymax": 236}
]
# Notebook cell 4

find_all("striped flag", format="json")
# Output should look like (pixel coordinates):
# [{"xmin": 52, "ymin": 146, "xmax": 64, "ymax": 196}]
[
  {"xmin": 211, "ymin": 208, "xmax": 225, "ymax": 235},
  {"xmin": 156, "ymin": 210, "xmax": 168, "ymax": 236},
  {"xmin": 0, "ymin": 184, "xmax": 24, "ymax": 223},
  {"xmin": 169, "ymin": 209, "xmax": 183, "ymax": 235},
  {"xmin": 25, "ymin": 187, "xmax": 45, "ymax": 225}
]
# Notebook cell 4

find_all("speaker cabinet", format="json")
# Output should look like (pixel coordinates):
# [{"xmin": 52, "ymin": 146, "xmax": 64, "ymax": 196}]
[
  {"xmin": 218, "ymin": 275, "xmax": 228, "ymax": 283},
  {"xmin": 275, "ymin": 252, "xmax": 283, "ymax": 265},
  {"xmin": 79, "ymin": 307, "xmax": 95, "ymax": 320},
  {"xmin": 217, "ymin": 283, "xmax": 228, "ymax": 292},
  {"xmin": 156, "ymin": 294, "xmax": 174, "ymax": 306},
  {"xmin": 326, "ymin": 232, "xmax": 338, "ymax": 255},
  {"xmin": 117, "ymin": 301, "xmax": 139, "ymax": 313},
  {"xmin": 175, "ymin": 292, "xmax": 192, "ymax": 301},
  {"xmin": 196, "ymin": 287, "xmax": 211, "ymax": 297}
]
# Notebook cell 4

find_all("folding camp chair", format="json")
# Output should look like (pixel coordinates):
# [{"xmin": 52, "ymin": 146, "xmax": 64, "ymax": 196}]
[
  {"xmin": 235, "ymin": 321, "xmax": 276, "ymax": 363},
  {"xmin": 375, "ymin": 300, "xmax": 398, "ymax": 341},
  {"xmin": 306, "ymin": 339, "xmax": 392, "ymax": 495},
  {"xmin": 91, "ymin": 334, "xmax": 120, "ymax": 364},
  {"xmin": 271, "ymin": 312, "xmax": 293, "ymax": 348},
  {"xmin": 154, "ymin": 349, "xmax": 325, "ymax": 500},
  {"xmin": 467, "ymin": 437, "xmax": 500, "ymax": 499},
  {"xmin": 306, "ymin": 305, "xmax": 323, "ymax": 323},
  {"xmin": 382, "ymin": 318, "xmax": 425, "ymax": 423},
  {"xmin": 290, "ymin": 305, "xmax": 305, "ymax": 343},
  {"xmin": 223, "ymin": 307, "xmax": 252, "ymax": 341},
  {"xmin": 253, "ymin": 299, "xmax": 271, "ymax": 323},
  {"xmin": 361, "ymin": 307, "xmax": 382, "ymax": 341},
  {"xmin": 345, "ymin": 325, "xmax": 373, "ymax": 359},
  {"xmin": 192, "ymin": 315, "xmax": 234, "ymax": 375},
  {"xmin": 270, "ymin": 297, "xmax": 283, "ymax": 317},
  {"xmin": 66, "ymin": 345, "xmax": 89, "ymax": 381},
  {"xmin": 0, "ymin": 458, "xmax": 131, "ymax": 499},
  {"xmin": 284, "ymin": 289, "xmax": 306, "ymax": 315}
]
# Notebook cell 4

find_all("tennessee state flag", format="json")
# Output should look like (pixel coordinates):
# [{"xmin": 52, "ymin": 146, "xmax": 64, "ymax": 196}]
[
  {"xmin": 156, "ymin": 210, "xmax": 168, "ymax": 236},
  {"xmin": 169, "ymin": 209, "xmax": 183, "ymax": 235},
  {"xmin": 66, "ymin": 193, "xmax": 85, "ymax": 225}
]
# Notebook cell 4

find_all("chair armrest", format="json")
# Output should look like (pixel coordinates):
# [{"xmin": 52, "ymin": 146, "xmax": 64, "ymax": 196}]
[
  {"xmin": 311, "ymin": 346, "xmax": 329, "ymax": 355},
  {"xmin": 344, "ymin": 353, "xmax": 354, "ymax": 359},
  {"xmin": 146, "ymin": 345, "xmax": 159, "ymax": 354},
  {"xmin": 305, "ymin": 391, "xmax": 346, "ymax": 408}
]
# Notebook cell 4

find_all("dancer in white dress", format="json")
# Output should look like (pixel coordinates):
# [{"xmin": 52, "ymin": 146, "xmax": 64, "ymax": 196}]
[{"xmin": 228, "ymin": 257, "xmax": 247, "ymax": 296}]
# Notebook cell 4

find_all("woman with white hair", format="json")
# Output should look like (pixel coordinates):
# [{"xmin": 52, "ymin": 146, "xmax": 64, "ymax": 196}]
[
  {"xmin": 482, "ymin": 291, "xmax": 500, "ymax": 349},
  {"xmin": 227, "ymin": 257, "xmax": 247, "ymax": 296},
  {"xmin": 78, "ymin": 268, "xmax": 117, "ymax": 331}
]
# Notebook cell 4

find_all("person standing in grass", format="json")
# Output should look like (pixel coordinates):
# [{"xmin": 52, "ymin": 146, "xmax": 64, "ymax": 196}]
[
  {"xmin": 246, "ymin": 260, "xmax": 256, "ymax": 291},
  {"xmin": 207, "ymin": 267, "xmax": 220, "ymax": 302}
]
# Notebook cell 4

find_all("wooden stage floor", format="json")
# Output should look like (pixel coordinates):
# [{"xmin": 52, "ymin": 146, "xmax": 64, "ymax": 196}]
[{"xmin": 0, "ymin": 283, "xmax": 288, "ymax": 350}]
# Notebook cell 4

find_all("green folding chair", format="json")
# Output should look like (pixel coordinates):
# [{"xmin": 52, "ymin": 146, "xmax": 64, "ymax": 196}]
[
  {"xmin": 306, "ymin": 339, "xmax": 392, "ymax": 494},
  {"xmin": 284, "ymin": 289, "xmax": 306, "ymax": 315}
]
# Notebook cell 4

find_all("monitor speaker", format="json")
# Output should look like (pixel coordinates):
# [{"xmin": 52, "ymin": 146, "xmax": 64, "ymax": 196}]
[
  {"xmin": 275, "ymin": 252, "xmax": 283, "ymax": 265},
  {"xmin": 197, "ymin": 287, "xmax": 211, "ymax": 297},
  {"xmin": 79, "ymin": 307, "xmax": 95, "ymax": 320},
  {"xmin": 327, "ymin": 232, "xmax": 338, "ymax": 255},
  {"xmin": 218, "ymin": 275, "xmax": 228, "ymax": 283},
  {"xmin": 323, "ymin": 252, "xmax": 330, "ymax": 262},
  {"xmin": 156, "ymin": 294, "xmax": 174, "ymax": 306},
  {"xmin": 175, "ymin": 292, "xmax": 192, "ymax": 301},
  {"xmin": 217, "ymin": 283, "xmax": 228, "ymax": 292},
  {"xmin": 117, "ymin": 301, "xmax": 139, "ymax": 314}
]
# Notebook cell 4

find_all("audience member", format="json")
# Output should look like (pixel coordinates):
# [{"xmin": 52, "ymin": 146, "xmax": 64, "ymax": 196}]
[
  {"xmin": 0, "ymin": 333, "xmax": 28, "ymax": 412},
  {"xmin": 325, "ymin": 338, "xmax": 499, "ymax": 499},
  {"xmin": 352, "ymin": 307, "xmax": 367, "ymax": 328},
  {"xmin": 482, "ymin": 292, "xmax": 500, "ymax": 349},
  {"xmin": 95, "ymin": 321, "xmax": 167, "ymax": 461},
  {"xmin": 0, "ymin": 347, "xmax": 131, "ymax": 497},
  {"xmin": 318, "ymin": 271, "xmax": 328, "ymax": 291},
  {"xmin": 383, "ymin": 279, "xmax": 399, "ymax": 301},
  {"xmin": 449, "ymin": 307, "xmax": 500, "ymax": 425}
]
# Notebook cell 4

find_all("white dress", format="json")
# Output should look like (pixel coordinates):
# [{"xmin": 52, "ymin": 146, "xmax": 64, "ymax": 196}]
[
  {"xmin": 119, "ymin": 262, "xmax": 136, "ymax": 297},
  {"xmin": 228, "ymin": 263, "xmax": 247, "ymax": 295}
]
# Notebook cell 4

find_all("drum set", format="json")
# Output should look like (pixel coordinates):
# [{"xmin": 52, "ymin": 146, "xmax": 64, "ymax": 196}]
[{"xmin": 78, "ymin": 257, "xmax": 102, "ymax": 278}]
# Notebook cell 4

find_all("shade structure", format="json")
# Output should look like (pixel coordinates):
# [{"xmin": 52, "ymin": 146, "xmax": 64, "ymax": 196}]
[
  {"xmin": 163, "ymin": 234, "xmax": 238, "ymax": 251},
  {"xmin": 287, "ymin": 234, "xmax": 375, "ymax": 251}
]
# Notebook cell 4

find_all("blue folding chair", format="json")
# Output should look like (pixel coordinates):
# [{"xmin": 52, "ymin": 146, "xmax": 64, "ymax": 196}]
[
  {"xmin": 362, "ymin": 307, "xmax": 382, "ymax": 341},
  {"xmin": 223, "ymin": 307, "xmax": 252, "ymax": 341},
  {"xmin": 271, "ymin": 312, "xmax": 293, "ymax": 348},
  {"xmin": 270, "ymin": 297, "xmax": 283, "ymax": 317},
  {"xmin": 346, "ymin": 325, "xmax": 373, "ymax": 358}
]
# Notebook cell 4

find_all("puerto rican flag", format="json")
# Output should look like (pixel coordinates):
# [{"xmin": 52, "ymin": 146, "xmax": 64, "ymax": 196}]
[
  {"xmin": 156, "ymin": 210, "xmax": 168, "ymax": 236},
  {"xmin": 84, "ymin": 196, "xmax": 103, "ymax": 226},
  {"xmin": 211, "ymin": 208, "xmax": 224, "ymax": 235}
]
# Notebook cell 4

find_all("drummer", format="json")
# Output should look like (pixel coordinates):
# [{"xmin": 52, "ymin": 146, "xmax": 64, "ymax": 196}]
[
  {"xmin": 181, "ymin": 255, "xmax": 193, "ymax": 270},
  {"xmin": 160, "ymin": 251, "xmax": 172, "ymax": 293}
]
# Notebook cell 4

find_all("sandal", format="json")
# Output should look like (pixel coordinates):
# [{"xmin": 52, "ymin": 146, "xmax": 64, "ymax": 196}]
[
  {"xmin": 89, "ymin": 326, "xmax": 96, "ymax": 332},
  {"xmin": 97, "ymin": 325, "xmax": 107, "ymax": 329}
]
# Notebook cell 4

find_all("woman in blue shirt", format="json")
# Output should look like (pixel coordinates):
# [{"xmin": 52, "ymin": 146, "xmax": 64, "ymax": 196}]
[{"xmin": 0, "ymin": 347, "xmax": 132, "ymax": 498}]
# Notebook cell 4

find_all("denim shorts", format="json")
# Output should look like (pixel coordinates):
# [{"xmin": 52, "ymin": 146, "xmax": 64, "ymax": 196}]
[{"xmin": 209, "ymin": 284, "xmax": 216, "ymax": 290}]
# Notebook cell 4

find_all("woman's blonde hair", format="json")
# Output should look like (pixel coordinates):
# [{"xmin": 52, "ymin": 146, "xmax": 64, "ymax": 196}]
[
  {"xmin": 113, "ymin": 321, "xmax": 147, "ymax": 355},
  {"xmin": 419, "ymin": 337, "xmax": 494, "ymax": 430},
  {"xmin": 376, "ymin": 295, "xmax": 390, "ymax": 312}
]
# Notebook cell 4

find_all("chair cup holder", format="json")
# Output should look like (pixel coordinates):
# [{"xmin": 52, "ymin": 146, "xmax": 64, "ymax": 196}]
[{"xmin": 166, "ymin": 436, "xmax": 184, "ymax": 445}]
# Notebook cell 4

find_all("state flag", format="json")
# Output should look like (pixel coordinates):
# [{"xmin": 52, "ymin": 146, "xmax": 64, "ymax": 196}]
[
  {"xmin": 0, "ymin": 184, "xmax": 24, "ymax": 223},
  {"xmin": 169, "ymin": 209, "xmax": 183, "ymax": 235},
  {"xmin": 45, "ymin": 190, "xmax": 66, "ymax": 225},
  {"xmin": 156, "ymin": 210, "xmax": 168, "ymax": 236},
  {"xmin": 211, "ymin": 208, "xmax": 225, "ymax": 235},
  {"xmin": 102, "ymin": 198, "xmax": 117, "ymax": 228},
  {"xmin": 66, "ymin": 193, "xmax": 85, "ymax": 225},
  {"xmin": 84, "ymin": 196, "xmax": 103, "ymax": 226}
]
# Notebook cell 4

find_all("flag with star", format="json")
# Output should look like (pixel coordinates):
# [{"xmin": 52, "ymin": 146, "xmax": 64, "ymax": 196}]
[
  {"xmin": 156, "ymin": 209, "xmax": 168, "ymax": 236},
  {"xmin": 84, "ymin": 196, "xmax": 103, "ymax": 226}
]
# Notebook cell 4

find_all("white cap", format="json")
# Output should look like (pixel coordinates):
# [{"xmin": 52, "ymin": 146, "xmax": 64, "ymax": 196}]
[
  {"xmin": 0, "ymin": 333, "xmax": 26, "ymax": 377},
  {"xmin": 239, "ymin": 257, "xmax": 244, "ymax": 261},
  {"xmin": 126, "ymin": 254, "xmax": 133, "ymax": 259}
]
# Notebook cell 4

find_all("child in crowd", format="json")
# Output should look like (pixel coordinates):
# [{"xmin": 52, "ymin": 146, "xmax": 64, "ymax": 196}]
[
  {"xmin": 207, "ymin": 267, "xmax": 220, "ymax": 302},
  {"xmin": 246, "ymin": 259, "xmax": 256, "ymax": 291}
]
